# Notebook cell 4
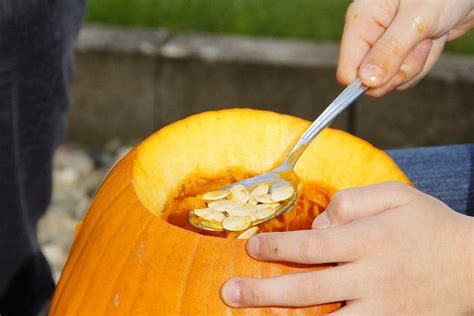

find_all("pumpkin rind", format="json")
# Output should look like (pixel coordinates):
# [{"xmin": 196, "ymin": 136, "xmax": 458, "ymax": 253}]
[{"xmin": 50, "ymin": 109, "xmax": 410, "ymax": 315}]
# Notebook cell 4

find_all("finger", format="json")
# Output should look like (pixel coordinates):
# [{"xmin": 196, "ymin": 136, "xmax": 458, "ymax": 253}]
[
  {"xmin": 313, "ymin": 181, "xmax": 417, "ymax": 229},
  {"xmin": 359, "ymin": 3, "xmax": 432, "ymax": 87},
  {"xmin": 246, "ymin": 225, "xmax": 366, "ymax": 264},
  {"xmin": 398, "ymin": 35, "xmax": 446, "ymax": 90},
  {"xmin": 366, "ymin": 39, "xmax": 432, "ymax": 97},
  {"xmin": 221, "ymin": 264, "xmax": 359, "ymax": 308},
  {"xmin": 337, "ymin": 1, "xmax": 396, "ymax": 85},
  {"xmin": 447, "ymin": 11, "xmax": 474, "ymax": 41}
]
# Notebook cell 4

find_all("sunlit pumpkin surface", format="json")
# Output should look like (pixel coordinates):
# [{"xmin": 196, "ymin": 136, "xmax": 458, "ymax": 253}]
[
  {"xmin": 50, "ymin": 109, "xmax": 410, "ymax": 315},
  {"xmin": 163, "ymin": 172, "xmax": 331, "ymax": 238}
]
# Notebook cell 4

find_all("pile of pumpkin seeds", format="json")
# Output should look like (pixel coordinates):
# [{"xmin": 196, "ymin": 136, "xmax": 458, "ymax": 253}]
[{"xmin": 190, "ymin": 183, "xmax": 294, "ymax": 239}]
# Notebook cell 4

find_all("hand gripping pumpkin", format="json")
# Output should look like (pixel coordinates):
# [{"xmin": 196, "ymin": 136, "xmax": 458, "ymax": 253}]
[{"xmin": 50, "ymin": 109, "xmax": 410, "ymax": 315}]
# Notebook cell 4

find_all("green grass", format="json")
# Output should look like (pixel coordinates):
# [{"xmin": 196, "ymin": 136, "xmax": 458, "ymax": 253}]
[{"xmin": 86, "ymin": 0, "xmax": 474, "ymax": 55}]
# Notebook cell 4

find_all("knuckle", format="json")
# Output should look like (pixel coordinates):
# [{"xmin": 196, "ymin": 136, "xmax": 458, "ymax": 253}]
[
  {"xmin": 330, "ymin": 189, "xmax": 356, "ymax": 222},
  {"xmin": 298, "ymin": 232, "xmax": 323, "ymax": 262},
  {"xmin": 373, "ymin": 40, "xmax": 400, "ymax": 60},
  {"xmin": 372, "ymin": 266, "xmax": 401, "ymax": 295},
  {"xmin": 238, "ymin": 279, "xmax": 262, "ymax": 306},
  {"xmin": 401, "ymin": 61, "xmax": 423, "ymax": 79},
  {"xmin": 382, "ymin": 181, "xmax": 412, "ymax": 194}
]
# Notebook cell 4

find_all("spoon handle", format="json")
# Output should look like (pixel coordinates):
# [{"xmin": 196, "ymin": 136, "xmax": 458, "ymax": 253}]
[{"xmin": 281, "ymin": 79, "xmax": 367, "ymax": 169}]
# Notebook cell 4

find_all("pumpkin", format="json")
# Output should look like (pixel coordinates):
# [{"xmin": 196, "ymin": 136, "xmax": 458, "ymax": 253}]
[{"xmin": 49, "ymin": 109, "xmax": 410, "ymax": 315}]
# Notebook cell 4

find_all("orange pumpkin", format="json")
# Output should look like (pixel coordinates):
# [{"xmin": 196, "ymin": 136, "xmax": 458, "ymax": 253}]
[{"xmin": 49, "ymin": 109, "xmax": 410, "ymax": 315}]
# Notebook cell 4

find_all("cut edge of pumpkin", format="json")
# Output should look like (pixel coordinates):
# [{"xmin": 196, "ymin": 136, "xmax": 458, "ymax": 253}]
[{"xmin": 132, "ymin": 108, "xmax": 411, "ymax": 223}]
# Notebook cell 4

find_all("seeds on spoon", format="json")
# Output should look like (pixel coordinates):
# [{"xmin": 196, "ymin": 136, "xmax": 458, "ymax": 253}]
[
  {"xmin": 237, "ymin": 227, "xmax": 259, "ymax": 240},
  {"xmin": 191, "ymin": 181, "xmax": 295, "ymax": 233},
  {"xmin": 271, "ymin": 185, "xmax": 295, "ymax": 202},
  {"xmin": 229, "ymin": 184, "xmax": 250, "ymax": 205},
  {"xmin": 202, "ymin": 190, "xmax": 230, "ymax": 201},
  {"xmin": 223, "ymin": 216, "xmax": 251, "ymax": 231}
]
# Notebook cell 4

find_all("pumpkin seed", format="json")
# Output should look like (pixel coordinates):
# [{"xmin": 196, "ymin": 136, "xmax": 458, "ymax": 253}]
[
  {"xmin": 248, "ymin": 196, "xmax": 259, "ymax": 205},
  {"xmin": 243, "ymin": 203, "xmax": 257, "ymax": 213},
  {"xmin": 225, "ymin": 206, "xmax": 251, "ymax": 217},
  {"xmin": 198, "ymin": 209, "xmax": 226, "ymax": 222},
  {"xmin": 255, "ymin": 207, "xmax": 277, "ymax": 220},
  {"xmin": 208, "ymin": 200, "xmax": 241, "ymax": 212},
  {"xmin": 202, "ymin": 190, "xmax": 230, "ymax": 201},
  {"xmin": 200, "ymin": 220, "xmax": 224, "ymax": 231},
  {"xmin": 271, "ymin": 185, "xmax": 295, "ymax": 202},
  {"xmin": 229, "ymin": 184, "xmax": 249, "ymax": 205},
  {"xmin": 250, "ymin": 183, "xmax": 269, "ymax": 198},
  {"xmin": 193, "ymin": 208, "xmax": 213, "ymax": 218},
  {"xmin": 223, "ymin": 216, "xmax": 251, "ymax": 231},
  {"xmin": 256, "ymin": 202, "xmax": 280, "ymax": 210},
  {"xmin": 245, "ymin": 211, "xmax": 257, "ymax": 222},
  {"xmin": 237, "ymin": 227, "xmax": 259, "ymax": 240},
  {"xmin": 254, "ymin": 194, "xmax": 274, "ymax": 204}
]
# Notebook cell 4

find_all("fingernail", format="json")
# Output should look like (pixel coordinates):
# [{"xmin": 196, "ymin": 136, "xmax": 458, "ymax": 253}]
[
  {"xmin": 361, "ymin": 63, "xmax": 385, "ymax": 85},
  {"xmin": 313, "ymin": 211, "xmax": 330, "ymax": 229},
  {"xmin": 246, "ymin": 236, "xmax": 261, "ymax": 257},
  {"xmin": 418, "ymin": 39, "xmax": 433, "ymax": 54},
  {"xmin": 221, "ymin": 280, "xmax": 241, "ymax": 306}
]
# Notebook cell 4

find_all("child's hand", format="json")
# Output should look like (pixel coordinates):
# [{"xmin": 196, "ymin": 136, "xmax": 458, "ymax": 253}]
[
  {"xmin": 337, "ymin": 0, "xmax": 474, "ymax": 96},
  {"xmin": 221, "ymin": 182, "xmax": 474, "ymax": 315}
]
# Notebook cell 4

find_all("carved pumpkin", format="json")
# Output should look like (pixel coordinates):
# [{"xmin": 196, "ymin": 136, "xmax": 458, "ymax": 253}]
[{"xmin": 49, "ymin": 109, "xmax": 410, "ymax": 315}]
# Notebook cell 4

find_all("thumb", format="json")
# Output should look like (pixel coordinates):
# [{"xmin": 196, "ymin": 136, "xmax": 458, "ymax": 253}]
[
  {"xmin": 312, "ymin": 182, "xmax": 417, "ymax": 229},
  {"xmin": 359, "ymin": 5, "xmax": 431, "ymax": 87}
]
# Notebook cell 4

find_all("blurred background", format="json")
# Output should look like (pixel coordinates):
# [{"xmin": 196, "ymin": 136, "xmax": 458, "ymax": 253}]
[{"xmin": 40, "ymin": 0, "xmax": 474, "ymax": 282}]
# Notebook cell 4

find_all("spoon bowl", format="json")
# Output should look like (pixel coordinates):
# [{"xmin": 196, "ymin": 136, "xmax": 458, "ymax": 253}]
[{"xmin": 189, "ymin": 170, "xmax": 301, "ymax": 231}]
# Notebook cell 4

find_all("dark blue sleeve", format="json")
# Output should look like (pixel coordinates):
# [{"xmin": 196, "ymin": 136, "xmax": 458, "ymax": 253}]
[{"xmin": 386, "ymin": 144, "xmax": 474, "ymax": 216}]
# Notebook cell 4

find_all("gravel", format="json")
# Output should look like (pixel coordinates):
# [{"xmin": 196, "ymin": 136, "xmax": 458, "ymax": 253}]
[{"xmin": 38, "ymin": 140, "xmax": 134, "ymax": 283}]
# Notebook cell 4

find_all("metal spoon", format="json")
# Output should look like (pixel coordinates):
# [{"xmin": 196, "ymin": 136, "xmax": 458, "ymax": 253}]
[{"xmin": 190, "ymin": 79, "xmax": 367, "ymax": 231}]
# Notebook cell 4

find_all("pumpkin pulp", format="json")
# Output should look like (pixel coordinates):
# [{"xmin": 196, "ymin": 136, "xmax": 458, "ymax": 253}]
[{"xmin": 162, "ymin": 170, "xmax": 331, "ymax": 238}]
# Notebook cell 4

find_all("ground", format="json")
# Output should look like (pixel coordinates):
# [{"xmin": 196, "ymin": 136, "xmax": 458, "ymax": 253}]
[{"xmin": 38, "ymin": 140, "xmax": 134, "ymax": 282}]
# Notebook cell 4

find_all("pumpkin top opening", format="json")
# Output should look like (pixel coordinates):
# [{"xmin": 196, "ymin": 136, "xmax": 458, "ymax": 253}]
[{"xmin": 132, "ymin": 109, "xmax": 410, "ymax": 222}]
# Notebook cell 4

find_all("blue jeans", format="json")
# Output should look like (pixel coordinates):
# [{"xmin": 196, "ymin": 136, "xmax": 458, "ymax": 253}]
[{"xmin": 387, "ymin": 144, "xmax": 474, "ymax": 216}]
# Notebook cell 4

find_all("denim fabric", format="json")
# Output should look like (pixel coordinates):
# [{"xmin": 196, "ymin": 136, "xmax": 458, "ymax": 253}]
[
  {"xmin": 387, "ymin": 144, "xmax": 474, "ymax": 216},
  {"xmin": 0, "ymin": 0, "xmax": 85, "ymax": 314}
]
